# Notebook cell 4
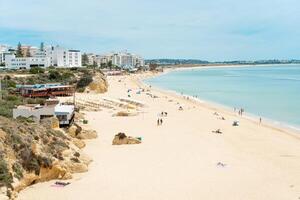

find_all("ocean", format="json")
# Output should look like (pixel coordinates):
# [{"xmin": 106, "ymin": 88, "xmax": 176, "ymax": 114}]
[{"xmin": 145, "ymin": 65, "xmax": 300, "ymax": 130}]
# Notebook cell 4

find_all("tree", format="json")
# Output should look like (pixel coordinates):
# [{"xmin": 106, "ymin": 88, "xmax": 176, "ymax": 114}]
[
  {"xmin": 40, "ymin": 42, "xmax": 44, "ymax": 52},
  {"xmin": 16, "ymin": 42, "xmax": 23, "ymax": 57},
  {"xmin": 82, "ymin": 53, "xmax": 89, "ymax": 66},
  {"xmin": 149, "ymin": 63, "xmax": 158, "ymax": 71},
  {"xmin": 100, "ymin": 63, "xmax": 107, "ymax": 69},
  {"xmin": 93, "ymin": 61, "xmax": 97, "ymax": 68},
  {"xmin": 107, "ymin": 60, "xmax": 113, "ymax": 70}
]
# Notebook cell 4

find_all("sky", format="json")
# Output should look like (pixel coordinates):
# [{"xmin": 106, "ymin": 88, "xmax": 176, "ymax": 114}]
[{"xmin": 0, "ymin": 0, "xmax": 299, "ymax": 61}]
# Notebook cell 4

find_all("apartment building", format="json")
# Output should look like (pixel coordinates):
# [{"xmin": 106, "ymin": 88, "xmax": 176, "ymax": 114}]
[
  {"xmin": 45, "ymin": 46, "xmax": 82, "ymax": 68},
  {"xmin": 5, "ymin": 54, "xmax": 50, "ymax": 69},
  {"xmin": 111, "ymin": 52, "xmax": 144, "ymax": 69}
]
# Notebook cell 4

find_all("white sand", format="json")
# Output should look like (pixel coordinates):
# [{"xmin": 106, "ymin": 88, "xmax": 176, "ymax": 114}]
[{"xmin": 18, "ymin": 73, "xmax": 300, "ymax": 200}]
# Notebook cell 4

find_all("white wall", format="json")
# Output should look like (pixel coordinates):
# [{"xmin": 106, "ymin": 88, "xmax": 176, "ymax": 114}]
[{"xmin": 5, "ymin": 54, "xmax": 50, "ymax": 69}]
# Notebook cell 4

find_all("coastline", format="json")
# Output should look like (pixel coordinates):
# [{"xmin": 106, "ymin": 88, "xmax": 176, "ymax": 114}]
[
  {"xmin": 144, "ymin": 65, "xmax": 300, "ymax": 135},
  {"xmin": 18, "ymin": 70, "xmax": 300, "ymax": 200}
]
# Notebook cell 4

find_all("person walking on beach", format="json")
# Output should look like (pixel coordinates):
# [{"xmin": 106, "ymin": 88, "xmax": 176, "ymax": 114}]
[
  {"xmin": 259, "ymin": 117, "xmax": 262, "ymax": 124},
  {"xmin": 160, "ymin": 118, "xmax": 163, "ymax": 125}
]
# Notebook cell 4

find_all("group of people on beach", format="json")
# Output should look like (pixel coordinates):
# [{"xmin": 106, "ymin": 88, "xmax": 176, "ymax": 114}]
[
  {"xmin": 234, "ymin": 108, "xmax": 245, "ymax": 116},
  {"xmin": 157, "ymin": 111, "xmax": 168, "ymax": 126},
  {"xmin": 157, "ymin": 118, "xmax": 163, "ymax": 126}
]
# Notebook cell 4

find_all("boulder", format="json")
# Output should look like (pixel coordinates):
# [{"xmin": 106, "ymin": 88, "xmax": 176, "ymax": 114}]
[
  {"xmin": 77, "ymin": 130, "xmax": 98, "ymax": 140},
  {"xmin": 113, "ymin": 111, "xmax": 138, "ymax": 117},
  {"xmin": 72, "ymin": 138, "xmax": 86, "ymax": 149},
  {"xmin": 66, "ymin": 162, "xmax": 88, "ymax": 174},
  {"xmin": 67, "ymin": 124, "xmax": 82, "ymax": 138},
  {"xmin": 112, "ymin": 133, "xmax": 141, "ymax": 145},
  {"xmin": 39, "ymin": 164, "xmax": 68, "ymax": 181},
  {"xmin": 13, "ymin": 173, "xmax": 38, "ymax": 192},
  {"xmin": 67, "ymin": 125, "xmax": 77, "ymax": 138}
]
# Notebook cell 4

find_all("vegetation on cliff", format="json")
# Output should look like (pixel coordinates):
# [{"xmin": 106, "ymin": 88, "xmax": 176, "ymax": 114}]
[{"xmin": 0, "ymin": 116, "xmax": 93, "ymax": 199}]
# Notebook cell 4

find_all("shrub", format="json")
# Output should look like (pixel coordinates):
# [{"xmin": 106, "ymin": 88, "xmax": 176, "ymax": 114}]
[
  {"xmin": 48, "ymin": 70, "xmax": 61, "ymax": 80},
  {"xmin": 19, "ymin": 148, "xmax": 40, "ymax": 175},
  {"xmin": 29, "ymin": 67, "xmax": 45, "ymax": 74},
  {"xmin": 16, "ymin": 116, "xmax": 35, "ymax": 124},
  {"xmin": 0, "ymin": 159, "xmax": 13, "ymax": 187},
  {"xmin": 77, "ymin": 88, "xmax": 85, "ymax": 93},
  {"xmin": 76, "ymin": 74, "xmax": 93, "ymax": 89},
  {"xmin": 12, "ymin": 162, "xmax": 23, "ymax": 180}
]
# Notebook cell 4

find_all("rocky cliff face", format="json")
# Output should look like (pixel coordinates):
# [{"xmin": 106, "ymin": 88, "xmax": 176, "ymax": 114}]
[
  {"xmin": 85, "ymin": 72, "xmax": 109, "ymax": 94},
  {"xmin": 0, "ymin": 116, "xmax": 93, "ymax": 199}
]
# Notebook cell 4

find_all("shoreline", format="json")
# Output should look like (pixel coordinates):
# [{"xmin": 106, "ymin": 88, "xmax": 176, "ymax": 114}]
[
  {"xmin": 143, "ymin": 65, "xmax": 300, "ymax": 136},
  {"xmin": 18, "ymin": 70, "xmax": 300, "ymax": 200}
]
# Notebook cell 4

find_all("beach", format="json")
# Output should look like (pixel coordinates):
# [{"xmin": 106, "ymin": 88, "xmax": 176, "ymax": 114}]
[{"xmin": 18, "ymin": 72, "xmax": 300, "ymax": 200}]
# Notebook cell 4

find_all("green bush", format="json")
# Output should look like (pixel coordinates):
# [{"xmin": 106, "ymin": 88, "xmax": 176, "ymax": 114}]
[
  {"xmin": 77, "ymin": 88, "xmax": 85, "ymax": 93},
  {"xmin": 76, "ymin": 74, "xmax": 93, "ymax": 89},
  {"xmin": 12, "ymin": 162, "xmax": 23, "ymax": 180},
  {"xmin": 29, "ymin": 67, "xmax": 45, "ymax": 74},
  {"xmin": 48, "ymin": 70, "xmax": 61, "ymax": 80},
  {"xmin": 0, "ymin": 159, "xmax": 13, "ymax": 187}
]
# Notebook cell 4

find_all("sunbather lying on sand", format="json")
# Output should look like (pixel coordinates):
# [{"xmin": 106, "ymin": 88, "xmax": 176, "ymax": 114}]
[{"xmin": 212, "ymin": 129, "xmax": 222, "ymax": 134}]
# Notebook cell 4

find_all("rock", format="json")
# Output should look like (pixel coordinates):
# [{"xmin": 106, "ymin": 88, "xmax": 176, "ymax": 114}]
[
  {"xmin": 62, "ymin": 172, "xmax": 72, "ymax": 180},
  {"xmin": 67, "ymin": 125, "xmax": 77, "ymax": 138},
  {"xmin": 67, "ymin": 124, "xmax": 82, "ymax": 138},
  {"xmin": 77, "ymin": 130, "xmax": 98, "ymax": 140},
  {"xmin": 39, "ymin": 165, "xmax": 68, "ymax": 181},
  {"xmin": 86, "ymin": 74, "xmax": 108, "ymax": 94},
  {"xmin": 0, "ymin": 129, "xmax": 7, "ymax": 141},
  {"xmin": 113, "ymin": 111, "xmax": 138, "ymax": 117},
  {"xmin": 66, "ymin": 162, "xmax": 88, "ymax": 174},
  {"xmin": 41, "ymin": 117, "xmax": 60, "ymax": 129},
  {"xmin": 79, "ymin": 153, "xmax": 93, "ymax": 166},
  {"xmin": 13, "ymin": 173, "xmax": 38, "ymax": 192},
  {"xmin": 72, "ymin": 138, "xmax": 86, "ymax": 149},
  {"xmin": 62, "ymin": 149, "xmax": 73, "ymax": 158},
  {"xmin": 112, "ymin": 133, "xmax": 141, "ymax": 145}
]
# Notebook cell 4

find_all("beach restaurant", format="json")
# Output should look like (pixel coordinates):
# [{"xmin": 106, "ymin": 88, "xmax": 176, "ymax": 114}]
[{"xmin": 16, "ymin": 83, "xmax": 74, "ymax": 98}]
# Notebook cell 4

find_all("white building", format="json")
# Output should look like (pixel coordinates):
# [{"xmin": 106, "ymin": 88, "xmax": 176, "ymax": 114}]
[
  {"xmin": 45, "ymin": 46, "xmax": 82, "ymax": 68},
  {"xmin": 5, "ymin": 54, "xmax": 51, "ymax": 69},
  {"xmin": 13, "ymin": 99, "xmax": 75, "ymax": 126},
  {"xmin": 111, "ymin": 52, "xmax": 144, "ymax": 69},
  {"xmin": 0, "ymin": 45, "xmax": 12, "ymax": 65},
  {"xmin": 95, "ymin": 52, "xmax": 144, "ymax": 69}
]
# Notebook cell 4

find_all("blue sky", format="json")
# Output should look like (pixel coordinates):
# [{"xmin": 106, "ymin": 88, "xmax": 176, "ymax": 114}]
[{"xmin": 0, "ymin": 0, "xmax": 299, "ymax": 60}]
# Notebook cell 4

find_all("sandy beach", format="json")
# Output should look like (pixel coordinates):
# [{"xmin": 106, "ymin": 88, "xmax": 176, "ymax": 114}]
[{"xmin": 18, "ymin": 72, "xmax": 300, "ymax": 200}]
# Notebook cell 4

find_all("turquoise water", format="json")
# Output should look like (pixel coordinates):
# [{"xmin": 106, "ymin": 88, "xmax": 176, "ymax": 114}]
[{"xmin": 145, "ymin": 65, "xmax": 300, "ymax": 130}]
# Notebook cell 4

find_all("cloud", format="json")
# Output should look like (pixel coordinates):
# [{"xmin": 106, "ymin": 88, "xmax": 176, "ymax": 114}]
[{"xmin": 0, "ymin": 0, "xmax": 299, "ymax": 60}]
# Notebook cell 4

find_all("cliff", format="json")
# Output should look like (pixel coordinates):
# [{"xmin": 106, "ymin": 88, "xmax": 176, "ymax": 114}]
[{"xmin": 0, "ymin": 116, "xmax": 94, "ymax": 199}]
